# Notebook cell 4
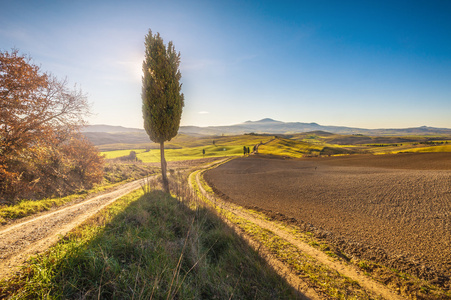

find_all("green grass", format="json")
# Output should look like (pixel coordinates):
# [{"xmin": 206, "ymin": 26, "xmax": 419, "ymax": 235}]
[
  {"xmin": 100, "ymin": 133, "xmax": 274, "ymax": 161},
  {"xmin": 0, "ymin": 180, "xmax": 298, "ymax": 299},
  {"xmin": 0, "ymin": 182, "xmax": 122, "ymax": 224},
  {"xmin": 258, "ymin": 136, "xmax": 451, "ymax": 158},
  {"xmin": 101, "ymin": 148, "xmax": 147, "ymax": 159},
  {"xmin": 192, "ymin": 170, "xmax": 374, "ymax": 299},
  {"xmin": 258, "ymin": 138, "xmax": 322, "ymax": 158},
  {"xmin": 99, "ymin": 133, "xmax": 451, "ymax": 159},
  {"xmin": 397, "ymin": 144, "xmax": 451, "ymax": 153},
  {"xmin": 258, "ymin": 137, "xmax": 356, "ymax": 158},
  {"xmin": 99, "ymin": 133, "xmax": 272, "ymax": 151},
  {"xmin": 227, "ymin": 213, "xmax": 369, "ymax": 299},
  {"xmin": 100, "ymin": 133, "xmax": 451, "ymax": 163},
  {"xmin": 0, "ymin": 162, "xmax": 156, "ymax": 223},
  {"xmin": 195, "ymin": 169, "xmax": 451, "ymax": 300},
  {"xmin": 103, "ymin": 144, "xmax": 258, "ymax": 162}
]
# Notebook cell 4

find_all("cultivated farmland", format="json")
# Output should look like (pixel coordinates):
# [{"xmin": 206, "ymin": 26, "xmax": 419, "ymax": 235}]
[{"xmin": 204, "ymin": 153, "xmax": 451, "ymax": 290}]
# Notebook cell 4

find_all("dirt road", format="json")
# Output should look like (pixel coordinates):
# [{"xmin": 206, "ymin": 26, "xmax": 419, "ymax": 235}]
[
  {"xmin": 0, "ymin": 157, "xmax": 228, "ymax": 281},
  {"xmin": 204, "ymin": 154, "xmax": 451, "ymax": 288},
  {"xmin": 195, "ymin": 169, "xmax": 403, "ymax": 299},
  {"xmin": 0, "ymin": 179, "xmax": 144, "ymax": 280}
]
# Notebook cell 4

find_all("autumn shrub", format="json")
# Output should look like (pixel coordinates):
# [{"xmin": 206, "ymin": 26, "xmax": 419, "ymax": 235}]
[{"xmin": 0, "ymin": 49, "xmax": 102, "ymax": 203}]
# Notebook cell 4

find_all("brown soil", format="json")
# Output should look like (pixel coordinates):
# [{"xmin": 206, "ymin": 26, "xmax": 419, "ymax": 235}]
[
  {"xmin": 195, "ymin": 172, "xmax": 402, "ymax": 300},
  {"xmin": 204, "ymin": 153, "xmax": 451, "ymax": 289}
]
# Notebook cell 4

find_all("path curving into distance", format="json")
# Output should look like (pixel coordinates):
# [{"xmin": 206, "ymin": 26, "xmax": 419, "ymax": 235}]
[
  {"xmin": 0, "ymin": 179, "xmax": 145, "ymax": 280},
  {"xmin": 195, "ymin": 164, "xmax": 405, "ymax": 299},
  {"xmin": 204, "ymin": 154, "xmax": 451, "ymax": 283}
]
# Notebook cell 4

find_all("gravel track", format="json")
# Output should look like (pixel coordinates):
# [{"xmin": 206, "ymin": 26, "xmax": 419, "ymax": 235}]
[
  {"xmin": 204, "ymin": 153, "xmax": 451, "ymax": 287},
  {"xmin": 0, "ymin": 179, "xmax": 144, "ymax": 280},
  {"xmin": 0, "ymin": 157, "xmax": 227, "ymax": 281}
]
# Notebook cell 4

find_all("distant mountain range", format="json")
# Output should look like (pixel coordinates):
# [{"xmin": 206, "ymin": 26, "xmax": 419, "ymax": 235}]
[
  {"xmin": 178, "ymin": 118, "xmax": 451, "ymax": 136},
  {"xmin": 82, "ymin": 124, "xmax": 144, "ymax": 133},
  {"xmin": 82, "ymin": 118, "xmax": 451, "ymax": 146}
]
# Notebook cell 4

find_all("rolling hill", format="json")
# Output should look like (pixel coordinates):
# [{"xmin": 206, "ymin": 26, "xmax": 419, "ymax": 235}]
[
  {"xmin": 82, "ymin": 119, "xmax": 451, "ymax": 146},
  {"xmin": 178, "ymin": 118, "xmax": 451, "ymax": 136}
]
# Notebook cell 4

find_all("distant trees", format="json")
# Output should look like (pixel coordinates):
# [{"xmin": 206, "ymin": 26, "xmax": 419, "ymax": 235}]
[
  {"xmin": 118, "ymin": 150, "xmax": 141, "ymax": 162},
  {"xmin": 243, "ymin": 146, "xmax": 251, "ymax": 156},
  {"xmin": 0, "ymin": 49, "xmax": 103, "ymax": 202},
  {"xmin": 129, "ymin": 150, "xmax": 137, "ymax": 161},
  {"xmin": 142, "ymin": 29, "xmax": 184, "ymax": 193}
]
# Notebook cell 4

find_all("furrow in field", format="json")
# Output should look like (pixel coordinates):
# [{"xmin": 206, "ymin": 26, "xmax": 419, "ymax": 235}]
[{"xmin": 194, "ymin": 170, "xmax": 404, "ymax": 300}]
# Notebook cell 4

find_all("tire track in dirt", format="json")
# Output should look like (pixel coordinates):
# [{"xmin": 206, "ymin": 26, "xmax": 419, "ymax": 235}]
[
  {"xmin": 194, "ymin": 171, "xmax": 404, "ymax": 300},
  {"xmin": 0, "ymin": 179, "xmax": 146, "ymax": 280},
  {"xmin": 205, "ymin": 155, "xmax": 451, "ymax": 285},
  {"xmin": 0, "ymin": 157, "xmax": 229, "ymax": 281},
  {"xmin": 190, "ymin": 171, "xmax": 321, "ymax": 300}
]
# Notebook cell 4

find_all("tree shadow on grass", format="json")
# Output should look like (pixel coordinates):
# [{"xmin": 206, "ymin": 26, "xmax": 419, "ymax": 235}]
[{"xmin": 2, "ymin": 189, "xmax": 305, "ymax": 299}]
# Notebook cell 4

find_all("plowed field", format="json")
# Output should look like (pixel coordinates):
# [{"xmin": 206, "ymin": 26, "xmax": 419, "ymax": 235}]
[{"xmin": 204, "ymin": 153, "xmax": 451, "ymax": 287}]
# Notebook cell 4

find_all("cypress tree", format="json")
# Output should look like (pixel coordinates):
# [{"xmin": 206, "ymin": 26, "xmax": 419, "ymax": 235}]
[{"xmin": 142, "ymin": 29, "xmax": 184, "ymax": 193}]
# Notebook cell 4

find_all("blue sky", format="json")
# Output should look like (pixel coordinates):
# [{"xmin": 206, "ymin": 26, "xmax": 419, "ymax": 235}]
[{"xmin": 1, "ymin": 0, "xmax": 450, "ymax": 129}]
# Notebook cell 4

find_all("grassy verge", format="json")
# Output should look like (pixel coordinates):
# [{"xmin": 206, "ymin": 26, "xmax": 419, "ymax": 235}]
[
  {"xmin": 191, "ymin": 170, "xmax": 374, "ymax": 299},
  {"xmin": 0, "ymin": 181, "xmax": 125, "ymax": 224},
  {"xmin": 0, "ymin": 177, "xmax": 298, "ymax": 299},
  {"xmin": 0, "ymin": 162, "xmax": 157, "ymax": 224},
  {"xmin": 194, "ymin": 170, "xmax": 451, "ymax": 299}
]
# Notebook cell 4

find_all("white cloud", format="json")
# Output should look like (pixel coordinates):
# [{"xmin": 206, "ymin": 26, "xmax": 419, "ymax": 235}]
[{"xmin": 198, "ymin": 111, "xmax": 209, "ymax": 114}]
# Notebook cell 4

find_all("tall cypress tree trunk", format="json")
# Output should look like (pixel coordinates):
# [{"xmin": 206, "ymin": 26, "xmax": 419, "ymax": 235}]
[
  {"xmin": 160, "ymin": 141, "xmax": 169, "ymax": 193},
  {"xmin": 142, "ymin": 30, "xmax": 184, "ymax": 195}
]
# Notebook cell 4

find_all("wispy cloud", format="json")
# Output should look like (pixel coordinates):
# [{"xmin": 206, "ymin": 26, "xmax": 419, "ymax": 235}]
[{"xmin": 198, "ymin": 111, "xmax": 209, "ymax": 114}]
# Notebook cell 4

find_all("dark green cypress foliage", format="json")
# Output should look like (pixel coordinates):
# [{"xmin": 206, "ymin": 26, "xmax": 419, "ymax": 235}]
[{"xmin": 142, "ymin": 29, "xmax": 184, "ymax": 192}]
